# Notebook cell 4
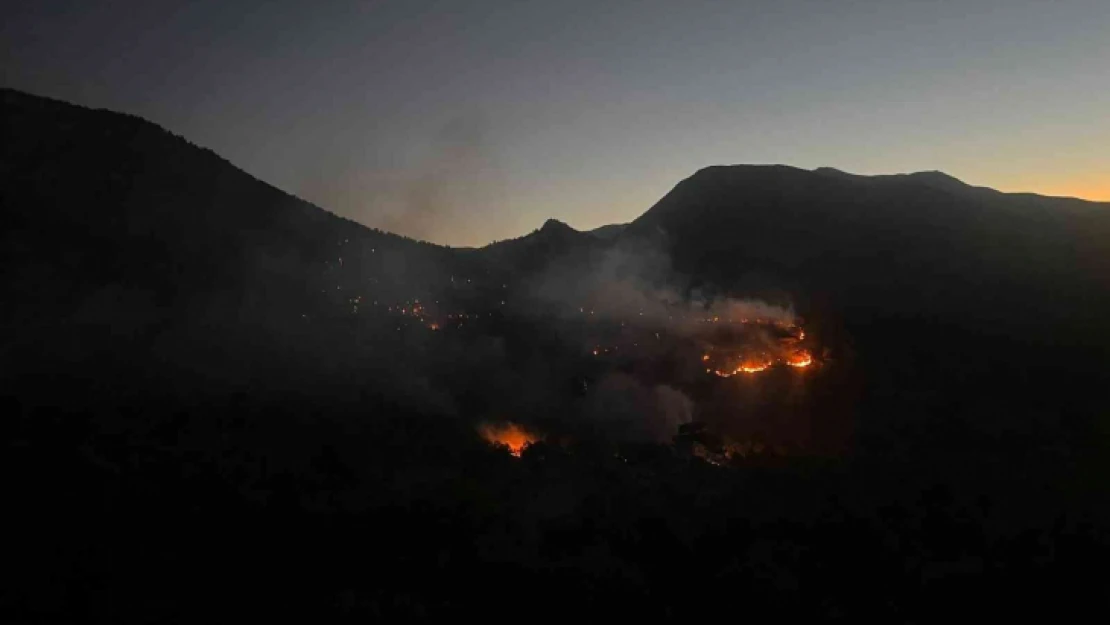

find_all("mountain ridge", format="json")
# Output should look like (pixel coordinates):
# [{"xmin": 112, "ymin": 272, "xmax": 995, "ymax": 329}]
[
  {"xmin": 626, "ymin": 161, "xmax": 1110, "ymax": 344},
  {"xmin": 6, "ymin": 85, "xmax": 1110, "ymax": 349}
]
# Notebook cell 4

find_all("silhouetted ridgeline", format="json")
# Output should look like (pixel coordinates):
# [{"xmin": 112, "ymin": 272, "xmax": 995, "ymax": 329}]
[
  {"xmin": 4, "ymin": 88, "xmax": 1110, "ymax": 621},
  {"xmin": 2, "ymin": 87, "xmax": 488, "ymax": 395},
  {"xmin": 629, "ymin": 164, "xmax": 1110, "ymax": 339}
]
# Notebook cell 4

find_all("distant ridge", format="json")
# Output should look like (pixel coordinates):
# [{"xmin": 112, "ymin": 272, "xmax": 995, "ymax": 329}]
[
  {"xmin": 588, "ymin": 223, "xmax": 628, "ymax": 240},
  {"xmin": 5, "ymin": 85, "xmax": 1110, "ymax": 358},
  {"xmin": 628, "ymin": 163, "xmax": 1110, "ymax": 339}
]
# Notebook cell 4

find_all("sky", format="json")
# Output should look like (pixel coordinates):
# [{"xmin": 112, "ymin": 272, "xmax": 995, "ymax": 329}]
[{"xmin": 3, "ymin": 0, "xmax": 1108, "ymax": 246}]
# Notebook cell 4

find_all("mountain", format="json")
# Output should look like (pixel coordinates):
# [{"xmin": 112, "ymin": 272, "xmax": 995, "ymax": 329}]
[
  {"xmin": 0, "ymin": 87, "xmax": 474, "ymax": 313},
  {"xmin": 479, "ymin": 218, "xmax": 608, "ymax": 276},
  {"xmin": 0, "ymin": 87, "xmax": 488, "ymax": 395},
  {"xmin": 627, "ymin": 164, "xmax": 1110, "ymax": 341},
  {"xmin": 8, "ymin": 86, "xmax": 1109, "ymax": 378},
  {"xmin": 588, "ymin": 223, "xmax": 628, "ymax": 240},
  {"xmin": 616, "ymin": 165, "xmax": 1110, "ymax": 464},
  {"xmin": 7, "ymin": 89, "xmax": 1110, "ymax": 622}
]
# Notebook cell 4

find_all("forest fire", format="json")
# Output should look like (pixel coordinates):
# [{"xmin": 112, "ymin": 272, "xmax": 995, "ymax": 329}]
[
  {"xmin": 697, "ymin": 319, "xmax": 815, "ymax": 376},
  {"xmin": 786, "ymin": 350, "xmax": 813, "ymax": 368},
  {"xmin": 713, "ymin": 357, "xmax": 773, "ymax": 377},
  {"xmin": 479, "ymin": 422, "xmax": 539, "ymax": 457}
]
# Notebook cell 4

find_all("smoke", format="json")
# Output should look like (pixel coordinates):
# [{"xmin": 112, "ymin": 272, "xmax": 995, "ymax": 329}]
[
  {"xmin": 583, "ymin": 373, "xmax": 694, "ymax": 442},
  {"xmin": 699, "ymin": 297, "xmax": 796, "ymax": 326},
  {"xmin": 229, "ymin": 183, "xmax": 801, "ymax": 449},
  {"xmin": 484, "ymin": 234, "xmax": 799, "ymax": 443},
  {"xmin": 379, "ymin": 113, "xmax": 498, "ymax": 244},
  {"xmin": 290, "ymin": 113, "xmax": 500, "ymax": 246},
  {"xmin": 529, "ymin": 235, "xmax": 796, "ymax": 333}
]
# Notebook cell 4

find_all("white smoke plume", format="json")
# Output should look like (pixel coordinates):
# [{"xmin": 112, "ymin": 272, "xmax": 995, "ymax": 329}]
[{"xmin": 529, "ymin": 235, "xmax": 796, "ymax": 333}]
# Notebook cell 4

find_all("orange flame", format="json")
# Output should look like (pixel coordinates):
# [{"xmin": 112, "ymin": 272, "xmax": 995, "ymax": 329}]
[
  {"xmin": 713, "ymin": 356, "xmax": 773, "ymax": 377},
  {"xmin": 786, "ymin": 350, "xmax": 813, "ymax": 368},
  {"xmin": 479, "ymin": 422, "xmax": 538, "ymax": 457}
]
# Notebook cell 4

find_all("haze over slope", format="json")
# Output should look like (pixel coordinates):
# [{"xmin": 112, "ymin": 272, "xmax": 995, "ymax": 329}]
[
  {"xmin": 7, "ymin": 86, "xmax": 1108, "ymax": 346},
  {"xmin": 5, "ymin": 85, "xmax": 1110, "ymax": 417}
]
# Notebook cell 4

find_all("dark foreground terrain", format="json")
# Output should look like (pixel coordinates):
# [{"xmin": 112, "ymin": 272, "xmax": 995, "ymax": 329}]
[{"xmin": 4, "ymin": 88, "xmax": 1110, "ymax": 621}]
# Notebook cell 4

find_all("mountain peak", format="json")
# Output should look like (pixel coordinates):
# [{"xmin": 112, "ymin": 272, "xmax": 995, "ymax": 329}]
[
  {"xmin": 905, "ymin": 170, "xmax": 966, "ymax": 187},
  {"xmin": 813, "ymin": 166, "xmax": 853, "ymax": 177},
  {"xmin": 814, "ymin": 167, "xmax": 966, "ymax": 188},
  {"xmin": 540, "ymin": 218, "xmax": 577, "ymax": 234},
  {"xmin": 689, "ymin": 164, "xmax": 969, "ymax": 190},
  {"xmin": 690, "ymin": 164, "xmax": 805, "ymax": 179}
]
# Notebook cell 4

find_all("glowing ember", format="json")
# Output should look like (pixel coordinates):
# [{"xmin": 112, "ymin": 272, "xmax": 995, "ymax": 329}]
[
  {"xmin": 479, "ymin": 422, "xmax": 538, "ymax": 457},
  {"xmin": 786, "ymin": 350, "xmax": 813, "ymax": 368},
  {"xmin": 694, "ymin": 316, "xmax": 817, "ymax": 377}
]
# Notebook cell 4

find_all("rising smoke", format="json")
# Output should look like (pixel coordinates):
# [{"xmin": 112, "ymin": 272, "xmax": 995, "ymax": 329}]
[
  {"xmin": 529, "ymin": 233, "xmax": 797, "ymax": 333},
  {"xmin": 381, "ymin": 112, "xmax": 500, "ymax": 244}
]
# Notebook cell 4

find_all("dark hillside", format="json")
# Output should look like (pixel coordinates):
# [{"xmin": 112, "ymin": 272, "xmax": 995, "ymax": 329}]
[
  {"xmin": 1, "ymin": 87, "xmax": 484, "ymax": 392},
  {"xmin": 629, "ymin": 164, "xmax": 1110, "ymax": 339},
  {"xmin": 4, "ymin": 91, "xmax": 1110, "ymax": 621}
]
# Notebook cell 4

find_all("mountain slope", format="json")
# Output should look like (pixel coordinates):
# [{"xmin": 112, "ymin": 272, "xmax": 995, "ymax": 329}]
[
  {"xmin": 479, "ymin": 218, "xmax": 609, "ymax": 278},
  {"xmin": 0, "ymin": 87, "xmax": 479, "ymax": 391},
  {"xmin": 6, "ymin": 86, "xmax": 1109, "ymax": 407},
  {"xmin": 627, "ymin": 164, "xmax": 1110, "ymax": 339},
  {"xmin": 5, "ymin": 92, "xmax": 1110, "ymax": 622},
  {"xmin": 0, "ymin": 87, "xmax": 461, "ymax": 314}
]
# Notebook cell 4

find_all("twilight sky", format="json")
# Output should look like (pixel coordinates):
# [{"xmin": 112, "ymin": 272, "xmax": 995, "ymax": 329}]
[{"xmin": 4, "ymin": 0, "xmax": 1108, "ymax": 246}]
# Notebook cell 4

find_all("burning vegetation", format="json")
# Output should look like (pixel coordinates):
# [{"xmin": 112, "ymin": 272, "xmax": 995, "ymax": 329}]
[
  {"xmin": 479, "ymin": 422, "xmax": 539, "ymax": 457},
  {"xmin": 709, "ymin": 356, "xmax": 774, "ymax": 377},
  {"xmin": 785, "ymin": 350, "xmax": 813, "ymax": 368},
  {"xmin": 696, "ymin": 318, "xmax": 814, "ymax": 377},
  {"xmin": 312, "ymin": 235, "xmax": 828, "ymax": 453}
]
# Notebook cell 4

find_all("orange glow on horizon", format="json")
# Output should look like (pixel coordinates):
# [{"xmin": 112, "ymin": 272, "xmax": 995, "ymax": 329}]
[
  {"xmin": 996, "ymin": 173, "xmax": 1110, "ymax": 203},
  {"xmin": 1027, "ymin": 184, "xmax": 1110, "ymax": 202},
  {"xmin": 479, "ymin": 422, "xmax": 538, "ymax": 457}
]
